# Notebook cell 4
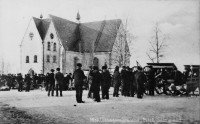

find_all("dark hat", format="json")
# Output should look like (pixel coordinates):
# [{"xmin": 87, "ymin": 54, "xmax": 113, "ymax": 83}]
[
  {"xmin": 51, "ymin": 69, "xmax": 55, "ymax": 72},
  {"xmin": 122, "ymin": 66, "xmax": 126, "ymax": 69},
  {"xmin": 77, "ymin": 63, "xmax": 82, "ymax": 67},
  {"xmin": 115, "ymin": 66, "xmax": 119, "ymax": 69},
  {"xmin": 102, "ymin": 66, "xmax": 107, "ymax": 70},
  {"xmin": 93, "ymin": 66, "xmax": 98, "ymax": 70},
  {"xmin": 56, "ymin": 68, "xmax": 60, "ymax": 71},
  {"xmin": 137, "ymin": 66, "xmax": 142, "ymax": 70}
]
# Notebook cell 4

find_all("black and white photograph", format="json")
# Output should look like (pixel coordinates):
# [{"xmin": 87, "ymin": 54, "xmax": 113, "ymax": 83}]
[{"xmin": 0, "ymin": 0, "xmax": 199, "ymax": 123}]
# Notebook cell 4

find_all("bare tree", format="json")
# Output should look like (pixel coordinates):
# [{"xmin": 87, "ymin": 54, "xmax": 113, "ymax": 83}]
[{"xmin": 147, "ymin": 22, "xmax": 170, "ymax": 63}]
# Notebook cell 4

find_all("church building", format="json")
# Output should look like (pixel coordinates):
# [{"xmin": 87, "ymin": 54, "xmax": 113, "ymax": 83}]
[{"xmin": 20, "ymin": 12, "xmax": 130, "ymax": 75}]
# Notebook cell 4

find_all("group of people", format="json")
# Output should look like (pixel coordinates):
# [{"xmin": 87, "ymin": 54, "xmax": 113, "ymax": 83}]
[{"xmin": 0, "ymin": 63, "xmax": 190, "ymax": 103}]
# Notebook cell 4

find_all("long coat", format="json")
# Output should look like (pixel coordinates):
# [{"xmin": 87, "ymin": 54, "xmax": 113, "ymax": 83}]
[
  {"xmin": 101, "ymin": 70, "xmax": 111, "ymax": 88},
  {"xmin": 55, "ymin": 72, "xmax": 64, "ymax": 85},
  {"xmin": 49, "ymin": 73, "xmax": 55, "ymax": 85},
  {"xmin": 16, "ymin": 75, "xmax": 23, "ymax": 84},
  {"xmin": 135, "ymin": 71, "xmax": 146, "ymax": 94},
  {"xmin": 113, "ymin": 71, "xmax": 121, "ymax": 87},
  {"xmin": 90, "ymin": 71, "xmax": 102, "ymax": 92},
  {"xmin": 72, "ymin": 69, "xmax": 85, "ymax": 86},
  {"xmin": 24, "ymin": 75, "xmax": 31, "ymax": 86}
]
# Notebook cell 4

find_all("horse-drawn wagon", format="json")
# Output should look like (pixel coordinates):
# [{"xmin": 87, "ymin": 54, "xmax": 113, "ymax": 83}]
[{"xmin": 144, "ymin": 63, "xmax": 199, "ymax": 96}]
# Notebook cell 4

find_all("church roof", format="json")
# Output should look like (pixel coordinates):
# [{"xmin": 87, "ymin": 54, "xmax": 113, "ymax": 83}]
[
  {"xmin": 33, "ymin": 17, "xmax": 50, "ymax": 40},
  {"xmin": 81, "ymin": 19, "xmax": 121, "ymax": 52},
  {"xmin": 33, "ymin": 14, "xmax": 121, "ymax": 52},
  {"xmin": 49, "ymin": 15, "xmax": 78, "ymax": 51}
]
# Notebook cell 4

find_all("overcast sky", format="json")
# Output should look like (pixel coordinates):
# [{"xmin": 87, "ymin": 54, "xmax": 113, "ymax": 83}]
[{"xmin": 0, "ymin": 0, "xmax": 199, "ymax": 73}]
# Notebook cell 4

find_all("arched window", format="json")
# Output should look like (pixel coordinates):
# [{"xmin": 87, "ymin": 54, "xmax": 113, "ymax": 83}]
[
  {"xmin": 26, "ymin": 56, "xmax": 29, "ymax": 63},
  {"xmin": 47, "ymin": 55, "xmax": 50, "ymax": 62},
  {"xmin": 93, "ymin": 57, "xmax": 99, "ymax": 68},
  {"xmin": 53, "ymin": 56, "xmax": 56, "ymax": 63},
  {"xmin": 53, "ymin": 43, "xmax": 56, "ymax": 51},
  {"xmin": 34, "ymin": 55, "xmax": 37, "ymax": 63},
  {"xmin": 47, "ymin": 42, "xmax": 50, "ymax": 51}
]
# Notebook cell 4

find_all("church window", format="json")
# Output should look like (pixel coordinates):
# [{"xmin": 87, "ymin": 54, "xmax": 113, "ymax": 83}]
[
  {"xmin": 26, "ymin": 56, "xmax": 29, "ymax": 63},
  {"xmin": 34, "ymin": 55, "xmax": 37, "ymax": 63},
  {"xmin": 47, "ymin": 42, "xmax": 51, "ymax": 51},
  {"xmin": 50, "ymin": 33, "xmax": 54, "ymax": 39},
  {"xmin": 53, "ymin": 56, "xmax": 56, "ymax": 63},
  {"xmin": 53, "ymin": 43, "xmax": 56, "ymax": 51},
  {"xmin": 93, "ymin": 57, "xmax": 99, "ymax": 68},
  {"xmin": 29, "ymin": 32, "xmax": 34, "ymax": 40},
  {"xmin": 47, "ymin": 55, "xmax": 50, "ymax": 62}
]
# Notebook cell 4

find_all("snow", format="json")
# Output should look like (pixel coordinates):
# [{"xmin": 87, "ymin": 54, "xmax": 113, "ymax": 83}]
[{"xmin": 0, "ymin": 88, "xmax": 199, "ymax": 123}]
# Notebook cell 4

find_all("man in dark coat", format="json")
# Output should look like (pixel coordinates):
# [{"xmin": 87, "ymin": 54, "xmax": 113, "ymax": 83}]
[
  {"xmin": 72, "ymin": 63, "xmax": 86, "ymax": 103},
  {"xmin": 148, "ymin": 66, "xmax": 155, "ymax": 96},
  {"xmin": 48, "ymin": 69, "xmax": 55, "ymax": 96},
  {"xmin": 33, "ymin": 73, "xmax": 38, "ymax": 88},
  {"xmin": 7, "ymin": 74, "xmax": 12, "ymax": 90},
  {"xmin": 135, "ymin": 66, "xmax": 146, "ymax": 99},
  {"xmin": 113, "ymin": 66, "xmax": 121, "ymax": 97},
  {"xmin": 126, "ymin": 66, "xmax": 131, "ymax": 96},
  {"xmin": 130, "ymin": 67, "xmax": 137, "ymax": 97},
  {"xmin": 16, "ymin": 73, "xmax": 23, "ymax": 92},
  {"xmin": 55, "ymin": 68, "xmax": 64, "ymax": 97},
  {"xmin": 101, "ymin": 66, "xmax": 111, "ymax": 100},
  {"xmin": 12, "ymin": 74, "xmax": 16, "ymax": 89},
  {"xmin": 90, "ymin": 66, "xmax": 101, "ymax": 102},
  {"xmin": 24, "ymin": 74, "xmax": 31, "ymax": 92},
  {"xmin": 121, "ymin": 66, "xmax": 127, "ymax": 96}
]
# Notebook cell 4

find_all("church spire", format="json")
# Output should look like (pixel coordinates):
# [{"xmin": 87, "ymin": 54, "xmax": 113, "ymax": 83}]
[{"xmin": 76, "ymin": 11, "xmax": 80, "ymax": 23}]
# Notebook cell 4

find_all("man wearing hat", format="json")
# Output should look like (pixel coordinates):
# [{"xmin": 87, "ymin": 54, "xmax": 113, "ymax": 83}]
[
  {"xmin": 126, "ymin": 66, "xmax": 131, "ymax": 96},
  {"xmin": 121, "ymin": 66, "xmax": 127, "ymax": 96},
  {"xmin": 72, "ymin": 63, "xmax": 86, "ymax": 103},
  {"xmin": 55, "ymin": 68, "xmax": 64, "ymax": 96},
  {"xmin": 16, "ymin": 73, "xmax": 23, "ymax": 92},
  {"xmin": 130, "ymin": 67, "xmax": 138, "ymax": 97},
  {"xmin": 24, "ymin": 74, "xmax": 31, "ymax": 92},
  {"xmin": 135, "ymin": 66, "xmax": 146, "ymax": 98},
  {"xmin": 89, "ymin": 66, "xmax": 101, "ymax": 102},
  {"xmin": 101, "ymin": 65, "xmax": 111, "ymax": 100},
  {"xmin": 48, "ymin": 69, "xmax": 55, "ymax": 96}
]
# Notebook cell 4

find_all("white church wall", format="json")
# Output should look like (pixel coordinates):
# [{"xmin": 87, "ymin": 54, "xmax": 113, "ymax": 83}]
[
  {"xmin": 21, "ymin": 18, "xmax": 43, "ymax": 75},
  {"xmin": 93, "ymin": 52, "xmax": 110, "ymax": 69},
  {"xmin": 43, "ymin": 21, "xmax": 61, "ymax": 74}
]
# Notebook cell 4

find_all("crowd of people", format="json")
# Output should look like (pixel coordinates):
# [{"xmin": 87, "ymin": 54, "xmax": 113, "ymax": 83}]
[{"xmin": 0, "ymin": 63, "xmax": 193, "ymax": 103}]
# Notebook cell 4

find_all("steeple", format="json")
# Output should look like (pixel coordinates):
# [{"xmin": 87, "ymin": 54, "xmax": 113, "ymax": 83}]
[
  {"xmin": 40, "ymin": 14, "xmax": 43, "ymax": 19},
  {"xmin": 76, "ymin": 11, "xmax": 80, "ymax": 23}
]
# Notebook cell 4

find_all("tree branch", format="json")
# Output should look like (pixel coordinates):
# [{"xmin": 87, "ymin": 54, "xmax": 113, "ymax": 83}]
[{"xmin": 146, "ymin": 53, "xmax": 155, "ymax": 63}]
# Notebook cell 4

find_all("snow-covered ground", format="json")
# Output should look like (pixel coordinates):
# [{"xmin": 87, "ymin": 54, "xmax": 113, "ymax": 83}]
[{"xmin": 0, "ymin": 88, "xmax": 199, "ymax": 123}]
